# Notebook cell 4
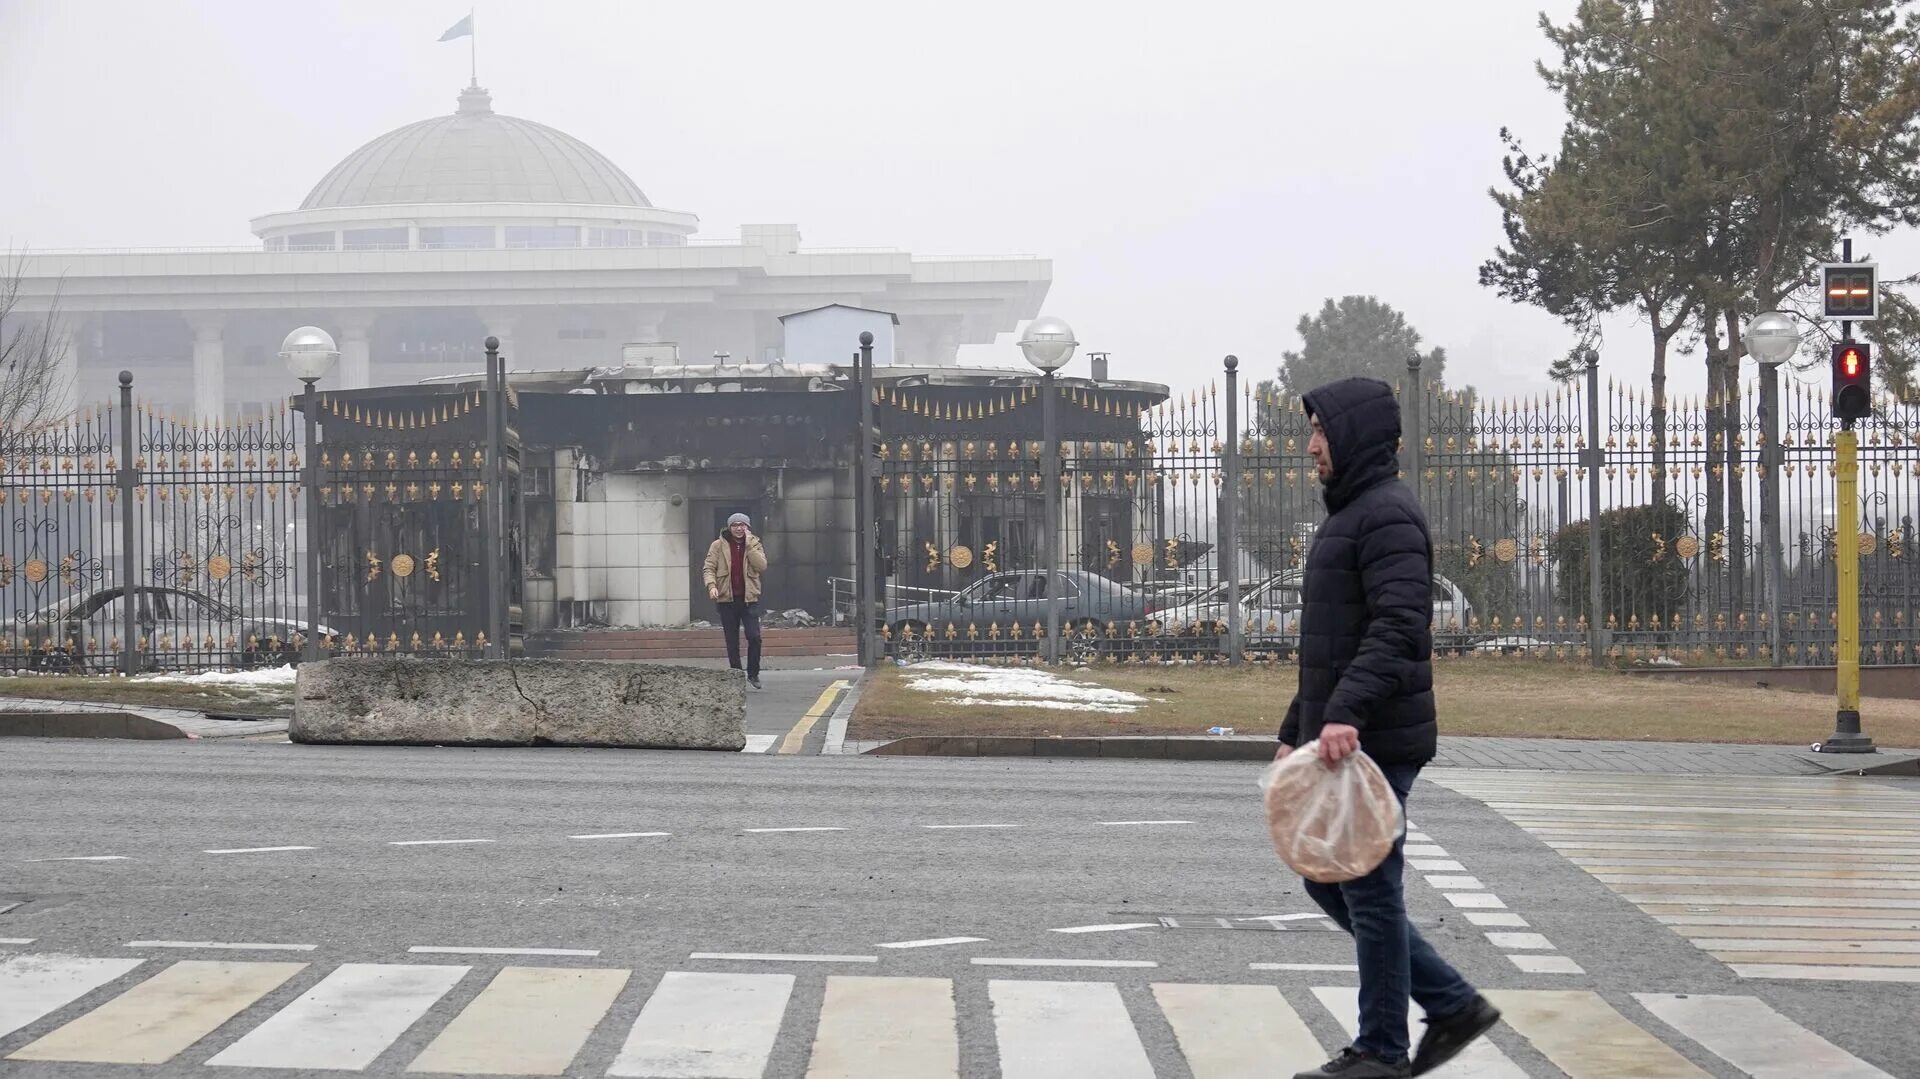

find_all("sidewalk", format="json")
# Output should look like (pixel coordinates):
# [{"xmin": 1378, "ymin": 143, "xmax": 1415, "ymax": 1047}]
[
  {"xmin": 0, "ymin": 695, "xmax": 287, "ymax": 740},
  {"xmin": 846, "ymin": 731, "xmax": 1920, "ymax": 776}
]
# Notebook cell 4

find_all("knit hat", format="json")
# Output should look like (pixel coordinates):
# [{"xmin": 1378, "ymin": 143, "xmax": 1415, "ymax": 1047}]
[{"xmin": 728, "ymin": 512, "xmax": 751, "ymax": 527}]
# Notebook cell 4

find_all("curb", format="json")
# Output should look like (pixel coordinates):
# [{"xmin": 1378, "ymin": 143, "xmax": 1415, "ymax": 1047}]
[
  {"xmin": 820, "ymin": 676, "xmax": 863, "ymax": 756},
  {"xmin": 0, "ymin": 695, "xmax": 288, "ymax": 741},
  {"xmin": 861, "ymin": 734, "xmax": 1272, "ymax": 761}
]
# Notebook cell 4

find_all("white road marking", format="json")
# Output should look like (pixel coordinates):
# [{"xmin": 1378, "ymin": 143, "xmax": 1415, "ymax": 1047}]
[
  {"xmin": 971, "ymin": 958, "xmax": 1158, "ymax": 969},
  {"xmin": 1624, "ymin": 893, "xmax": 1920, "ymax": 909},
  {"xmin": 1099, "ymin": 820, "xmax": 1193, "ymax": 826},
  {"xmin": 410, "ymin": 966, "xmax": 631, "ymax": 1076},
  {"xmin": 1487, "ymin": 989, "xmax": 1707, "ymax": 1077},
  {"xmin": 1486, "ymin": 932, "xmax": 1555, "ymax": 950},
  {"xmin": 1406, "ymin": 832, "xmax": 1432, "ymax": 842},
  {"xmin": 1049, "ymin": 923, "xmax": 1156, "ymax": 934},
  {"xmin": 0, "ymin": 954, "xmax": 144, "ymax": 1040},
  {"xmin": 920, "ymin": 824, "xmax": 1019, "ymax": 830},
  {"xmin": 1445, "ymin": 893, "xmax": 1508, "ymax": 909},
  {"xmin": 1236, "ymin": 913, "xmax": 1331, "ymax": 923},
  {"xmin": 126, "ymin": 941, "xmax": 316, "ymax": 952},
  {"xmin": 0, "ymin": 940, "xmax": 34, "ymax": 946},
  {"xmin": 876, "ymin": 937, "xmax": 987, "ymax": 950},
  {"xmin": 1464, "ymin": 912, "xmax": 1530, "ymax": 927},
  {"xmin": 806, "ymin": 976, "xmax": 957, "ymax": 1079},
  {"xmin": 1634, "ymin": 992, "xmax": 1894, "ymax": 1079},
  {"xmin": 1730, "ymin": 963, "xmax": 1920, "ymax": 982},
  {"xmin": 1508, "ymin": 954, "xmax": 1585, "ymax": 974},
  {"xmin": 207, "ymin": 962, "xmax": 470, "ymax": 1070},
  {"xmin": 408, "ymin": 946, "xmax": 601, "ymax": 957},
  {"xmin": 1405, "ymin": 844, "xmax": 1449, "ymax": 857},
  {"xmin": 203, "ymin": 846, "xmax": 314, "ymax": 855},
  {"xmin": 570, "ymin": 832, "xmax": 671, "ymax": 840},
  {"xmin": 690, "ymin": 953, "xmax": 877, "ymax": 964},
  {"xmin": 389, "ymin": 838, "xmax": 494, "ymax": 846},
  {"xmin": 10, "ymin": 959, "xmax": 304, "ymax": 1065},
  {"xmin": 29, "ymin": 855, "xmax": 128, "ymax": 862},
  {"xmin": 1154, "ymin": 983, "xmax": 1327, "ymax": 1079},
  {"xmin": 1425, "ymin": 874, "xmax": 1485, "ymax": 890},
  {"xmin": 741, "ymin": 827, "xmax": 845, "ymax": 833},
  {"xmin": 1658, "ymin": 913, "xmax": 1920, "ymax": 929},
  {"xmin": 989, "ymin": 980, "xmax": 1154, "ymax": 1079},
  {"xmin": 1313, "ymin": 985, "xmax": 1527, "ymax": 1077},
  {"xmin": 609, "ymin": 970, "xmax": 793, "ymax": 1078},
  {"xmin": 741, "ymin": 734, "xmax": 778, "ymax": 753},
  {"xmin": 1249, "ymin": 963, "xmax": 1360, "ymax": 972},
  {"xmin": 1410, "ymin": 858, "xmax": 1466, "ymax": 872}
]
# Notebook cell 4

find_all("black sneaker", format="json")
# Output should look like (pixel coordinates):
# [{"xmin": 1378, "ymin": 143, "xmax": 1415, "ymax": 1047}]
[
  {"xmin": 747, "ymin": 676, "xmax": 762, "ymax": 690},
  {"xmin": 1412, "ymin": 995, "xmax": 1501, "ymax": 1076},
  {"xmin": 1293, "ymin": 1047, "xmax": 1411, "ymax": 1079}
]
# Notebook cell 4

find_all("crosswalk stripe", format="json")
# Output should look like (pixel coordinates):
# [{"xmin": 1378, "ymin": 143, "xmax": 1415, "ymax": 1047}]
[
  {"xmin": 206, "ymin": 962, "xmax": 469, "ymax": 1070},
  {"xmin": 8, "ymin": 960, "xmax": 301, "ymax": 1065},
  {"xmin": 1153, "ymin": 982, "xmax": 1324, "ymax": 1078},
  {"xmin": 1311, "ymin": 986, "xmax": 1526, "ymax": 1078},
  {"xmin": 1729, "ymin": 963, "xmax": 1920, "ymax": 982},
  {"xmin": 989, "ymin": 979, "xmax": 1153, "ymax": 1079},
  {"xmin": 1484, "ymin": 989, "xmax": 1709, "ymax": 1078},
  {"xmin": 406, "ymin": 966, "xmax": 629, "ymax": 1076},
  {"xmin": 0, "ymin": 954, "xmax": 144, "ymax": 1040},
  {"xmin": 804, "ymin": 975, "xmax": 956, "ymax": 1079},
  {"xmin": 608, "ymin": 971, "xmax": 793, "ymax": 1079},
  {"xmin": 1633, "ymin": 992, "xmax": 1893, "ymax": 1078}
]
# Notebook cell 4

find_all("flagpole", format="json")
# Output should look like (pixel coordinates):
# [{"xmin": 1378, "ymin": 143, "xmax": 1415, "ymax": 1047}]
[{"xmin": 470, "ymin": 10, "xmax": 477, "ymax": 85}]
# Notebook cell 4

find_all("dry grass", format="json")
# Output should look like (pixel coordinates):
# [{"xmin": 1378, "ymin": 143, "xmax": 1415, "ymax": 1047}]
[
  {"xmin": 0, "ymin": 675, "xmax": 293, "ymax": 717},
  {"xmin": 849, "ymin": 658, "xmax": 1920, "ymax": 746}
]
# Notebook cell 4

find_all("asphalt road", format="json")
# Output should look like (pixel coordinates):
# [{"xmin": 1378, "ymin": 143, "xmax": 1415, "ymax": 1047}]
[{"xmin": 1, "ymin": 739, "xmax": 1913, "ymax": 1077}]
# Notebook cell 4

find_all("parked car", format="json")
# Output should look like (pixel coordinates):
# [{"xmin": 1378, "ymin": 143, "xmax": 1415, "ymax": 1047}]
[
  {"xmin": 4, "ymin": 585, "xmax": 332, "ymax": 673},
  {"xmin": 885, "ymin": 570, "xmax": 1149, "ymax": 655},
  {"xmin": 1146, "ymin": 570, "xmax": 1473, "ymax": 654}
]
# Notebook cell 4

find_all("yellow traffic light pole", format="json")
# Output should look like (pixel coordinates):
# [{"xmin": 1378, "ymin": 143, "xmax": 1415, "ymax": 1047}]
[{"xmin": 1824, "ymin": 387, "xmax": 1875, "ymax": 753}]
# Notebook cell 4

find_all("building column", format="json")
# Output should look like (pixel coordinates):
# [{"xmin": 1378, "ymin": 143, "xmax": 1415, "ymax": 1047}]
[
  {"xmin": 336, "ymin": 312, "xmax": 374, "ymax": 389},
  {"xmin": 49, "ymin": 320, "xmax": 81, "ymax": 418},
  {"xmin": 186, "ymin": 312, "xmax": 227, "ymax": 422},
  {"xmin": 632, "ymin": 306, "xmax": 664, "ymax": 344}
]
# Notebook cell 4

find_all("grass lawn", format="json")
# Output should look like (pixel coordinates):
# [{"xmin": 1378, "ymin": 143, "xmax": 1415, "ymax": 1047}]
[
  {"xmin": 0, "ymin": 674, "xmax": 294, "ymax": 717},
  {"xmin": 849, "ymin": 658, "xmax": 1920, "ymax": 747}
]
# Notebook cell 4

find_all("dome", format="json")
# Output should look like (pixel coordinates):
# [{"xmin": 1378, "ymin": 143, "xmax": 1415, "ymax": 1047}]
[{"xmin": 299, "ymin": 84, "xmax": 650, "ymax": 210}]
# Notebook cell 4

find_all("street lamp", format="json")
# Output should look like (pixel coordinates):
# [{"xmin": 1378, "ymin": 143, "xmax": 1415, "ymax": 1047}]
[
  {"xmin": 281, "ymin": 326, "xmax": 338, "ymax": 663},
  {"xmin": 1747, "ymin": 312, "xmax": 1798, "ymax": 674},
  {"xmin": 1019, "ymin": 317, "xmax": 1077, "ymax": 662}
]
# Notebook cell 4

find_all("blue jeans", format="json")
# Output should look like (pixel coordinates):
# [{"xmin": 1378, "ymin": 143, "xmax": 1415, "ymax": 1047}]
[{"xmin": 1301, "ymin": 762, "xmax": 1478, "ymax": 1063}]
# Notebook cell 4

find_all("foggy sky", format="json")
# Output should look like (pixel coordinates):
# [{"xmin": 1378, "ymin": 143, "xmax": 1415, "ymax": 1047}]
[{"xmin": 4, "ymin": 0, "xmax": 1914, "ymax": 401}]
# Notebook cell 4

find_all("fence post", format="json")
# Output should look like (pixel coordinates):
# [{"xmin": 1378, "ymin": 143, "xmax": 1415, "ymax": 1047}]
[
  {"xmin": 1759, "ymin": 359, "xmax": 1785, "ymax": 667},
  {"xmin": 117, "ymin": 372, "xmax": 138, "ymax": 675},
  {"xmin": 1583, "ymin": 350, "xmax": 1606, "ymax": 666},
  {"xmin": 1404, "ymin": 353, "xmax": 1425, "ymax": 497},
  {"xmin": 481, "ymin": 336, "xmax": 505, "ymax": 659},
  {"xmin": 1223, "ymin": 356, "xmax": 1242, "ymax": 665},
  {"xmin": 855, "ymin": 333, "xmax": 876, "ymax": 667}
]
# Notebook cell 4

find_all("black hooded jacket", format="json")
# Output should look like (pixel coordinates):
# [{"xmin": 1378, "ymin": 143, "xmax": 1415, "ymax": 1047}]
[{"xmin": 1277, "ymin": 377, "xmax": 1437, "ymax": 765}]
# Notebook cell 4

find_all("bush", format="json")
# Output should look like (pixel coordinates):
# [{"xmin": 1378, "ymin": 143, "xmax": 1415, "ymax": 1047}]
[{"xmin": 1551, "ymin": 502, "xmax": 1690, "ymax": 623}]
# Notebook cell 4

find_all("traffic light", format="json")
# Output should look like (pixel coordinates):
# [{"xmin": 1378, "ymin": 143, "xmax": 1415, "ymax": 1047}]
[
  {"xmin": 1832, "ymin": 342, "xmax": 1872, "ymax": 422},
  {"xmin": 1823, "ymin": 263, "xmax": 1879, "ymax": 320}
]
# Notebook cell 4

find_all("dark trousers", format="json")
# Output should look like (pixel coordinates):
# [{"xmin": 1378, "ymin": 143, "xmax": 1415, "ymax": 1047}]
[
  {"xmin": 718, "ymin": 600, "xmax": 762, "ymax": 679},
  {"xmin": 1301, "ymin": 762, "xmax": 1478, "ymax": 1063}
]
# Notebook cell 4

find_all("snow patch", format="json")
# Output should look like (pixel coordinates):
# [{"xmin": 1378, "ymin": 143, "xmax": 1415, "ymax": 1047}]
[
  {"xmin": 902, "ymin": 661, "xmax": 1147, "ymax": 713},
  {"xmin": 131, "ymin": 666, "xmax": 296, "ymax": 688}
]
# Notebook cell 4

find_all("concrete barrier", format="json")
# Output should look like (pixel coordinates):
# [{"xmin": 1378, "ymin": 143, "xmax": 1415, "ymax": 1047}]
[{"xmin": 292, "ymin": 658, "xmax": 746, "ymax": 750}]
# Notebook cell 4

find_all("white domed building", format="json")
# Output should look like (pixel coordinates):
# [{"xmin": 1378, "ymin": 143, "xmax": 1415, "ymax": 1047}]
[{"xmin": 22, "ymin": 83, "xmax": 1051, "ymax": 420}]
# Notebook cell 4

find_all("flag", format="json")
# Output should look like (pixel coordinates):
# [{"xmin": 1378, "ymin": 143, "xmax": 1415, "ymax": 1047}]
[{"xmin": 438, "ymin": 13, "xmax": 473, "ymax": 41}]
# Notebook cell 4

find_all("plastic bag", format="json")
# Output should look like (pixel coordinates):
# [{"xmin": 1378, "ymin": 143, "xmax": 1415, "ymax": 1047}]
[{"xmin": 1258, "ymin": 740, "xmax": 1404, "ymax": 883}]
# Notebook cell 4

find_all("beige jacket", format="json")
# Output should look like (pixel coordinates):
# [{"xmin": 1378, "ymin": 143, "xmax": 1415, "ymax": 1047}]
[{"xmin": 703, "ymin": 531, "xmax": 767, "ymax": 604}]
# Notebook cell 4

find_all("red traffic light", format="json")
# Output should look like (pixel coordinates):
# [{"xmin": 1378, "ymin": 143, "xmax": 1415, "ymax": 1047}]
[{"xmin": 1831, "ymin": 342, "xmax": 1873, "ymax": 422}]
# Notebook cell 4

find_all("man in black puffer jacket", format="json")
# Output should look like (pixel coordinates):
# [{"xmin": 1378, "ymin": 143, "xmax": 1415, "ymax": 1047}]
[{"xmin": 1279, "ymin": 378, "xmax": 1499, "ymax": 1079}]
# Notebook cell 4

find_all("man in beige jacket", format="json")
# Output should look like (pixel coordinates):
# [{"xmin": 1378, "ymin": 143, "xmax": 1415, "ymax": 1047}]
[{"xmin": 702, "ymin": 512, "xmax": 768, "ymax": 688}]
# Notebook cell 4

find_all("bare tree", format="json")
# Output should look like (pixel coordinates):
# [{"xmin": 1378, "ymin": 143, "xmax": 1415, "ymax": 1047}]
[{"xmin": 0, "ymin": 251, "xmax": 72, "ymax": 430}]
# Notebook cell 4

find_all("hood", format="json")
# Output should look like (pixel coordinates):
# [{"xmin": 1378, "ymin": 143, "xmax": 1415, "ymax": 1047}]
[{"xmin": 1301, "ymin": 377, "xmax": 1402, "ymax": 512}]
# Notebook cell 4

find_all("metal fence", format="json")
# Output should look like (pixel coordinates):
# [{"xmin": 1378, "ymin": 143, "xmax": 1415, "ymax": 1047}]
[
  {"xmin": 1, "ymin": 366, "xmax": 520, "ymax": 674},
  {"xmin": 872, "ymin": 357, "xmax": 1920, "ymax": 667}
]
